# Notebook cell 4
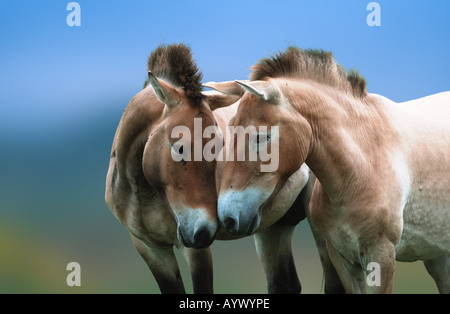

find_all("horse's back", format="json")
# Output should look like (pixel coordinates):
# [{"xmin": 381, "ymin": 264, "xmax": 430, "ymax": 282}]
[
  {"xmin": 385, "ymin": 91, "xmax": 450, "ymax": 165},
  {"xmin": 397, "ymin": 91, "xmax": 450, "ymax": 128},
  {"xmin": 400, "ymin": 91, "xmax": 450, "ymax": 107}
]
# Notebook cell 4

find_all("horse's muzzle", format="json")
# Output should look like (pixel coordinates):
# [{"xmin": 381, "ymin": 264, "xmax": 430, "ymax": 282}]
[
  {"xmin": 178, "ymin": 225, "xmax": 215, "ymax": 249},
  {"xmin": 176, "ymin": 209, "xmax": 217, "ymax": 249},
  {"xmin": 218, "ymin": 189, "xmax": 264, "ymax": 236}
]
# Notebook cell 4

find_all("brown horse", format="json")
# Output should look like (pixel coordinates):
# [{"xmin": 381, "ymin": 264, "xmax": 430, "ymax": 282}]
[
  {"xmin": 205, "ymin": 80, "xmax": 344, "ymax": 293},
  {"xmin": 105, "ymin": 44, "xmax": 240, "ymax": 293},
  {"xmin": 217, "ymin": 46, "xmax": 450, "ymax": 293},
  {"xmin": 105, "ymin": 44, "xmax": 325, "ymax": 293}
]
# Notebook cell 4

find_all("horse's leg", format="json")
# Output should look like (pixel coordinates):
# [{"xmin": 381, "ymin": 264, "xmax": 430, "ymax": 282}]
[
  {"xmin": 326, "ymin": 243, "xmax": 366, "ymax": 294},
  {"xmin": 307, "ymin": 218, "xmax": 345, "ymax": 293},
  {"xmin": 423, "ymin": 255, "xmax": 450, "ymax": 294},
  {"xmin": 367, "ymin": 239, "xmax": 396, "ymax": 294},
  {"xmin": 254, "ymin": 224, "xmax": 301, "ymax": 294},
  {"xmin": 130, "ymin": 233, "xmax": 185, "ymax": 294},
  {"xmin": 181, "ymin": 246, "xmax": 214, "ymax": 294}
]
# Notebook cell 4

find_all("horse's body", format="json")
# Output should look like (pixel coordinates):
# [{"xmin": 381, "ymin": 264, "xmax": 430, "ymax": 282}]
[
  {"xmin": 344, "ymin": 92, "xmax": 450, "ymax": 264},
  {"xmin": 105, "ymin": 44, "xmax": 337, "ymax": 293},
  {"xmin": 105, "ymin": 85, "xmax": 220, "ymax": 293},
  {"xmin": 309, "ymin": 89, "xmax": 450, "ymax": 293},
  {"xmin": 217, "ymin": 47, "xmax": 450, "ymax": 293}
]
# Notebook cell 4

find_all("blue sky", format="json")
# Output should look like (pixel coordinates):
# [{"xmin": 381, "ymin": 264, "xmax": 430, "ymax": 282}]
[{"xmin": 1, "ymin": 0, "xmax": 449, "ymax": 138}]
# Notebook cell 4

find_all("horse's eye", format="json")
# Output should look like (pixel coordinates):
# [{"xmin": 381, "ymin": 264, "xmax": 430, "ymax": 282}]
[{"xmin": 256, "ymin": 134, "xmax": 271, "ymax": 144}]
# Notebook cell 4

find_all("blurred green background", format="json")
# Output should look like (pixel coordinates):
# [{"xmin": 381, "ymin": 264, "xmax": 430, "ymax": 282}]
[
  {"xmin": 0, "ymin": 212, "xmax": 438, "ymax": 293},
  {"xmin": 1, "ymin": 0, "xmax": 448, "ymax": 293}
]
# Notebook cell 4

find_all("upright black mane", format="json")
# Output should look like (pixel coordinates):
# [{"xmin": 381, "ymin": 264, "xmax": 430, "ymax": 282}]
[
  {"xmin": 251, "ymin": 46, "xmax": 367, "ymax": 98},
  {"xmin": 143, "ymin": 43, "xmax": 203, "ymax": 103}
]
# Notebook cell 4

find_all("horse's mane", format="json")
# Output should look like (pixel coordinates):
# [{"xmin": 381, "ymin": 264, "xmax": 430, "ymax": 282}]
[
  {"xmin": 143, "ymin": 43, "xmax": 203, "ymax": 103},
  {"xmin": 250, "ymin": 46, "xmax": 367, "ymax": 98}
]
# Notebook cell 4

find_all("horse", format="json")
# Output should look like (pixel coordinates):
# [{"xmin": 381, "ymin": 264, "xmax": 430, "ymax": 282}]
[
  {"xmin": 204, "ymin": 80, "xmax": 344, "ymax": 294},
  {"xmin": 105, "ymin": 43, "xmax": 330, "ymax": 293},
  {"xmin": 216, "ymin": 46, "xmax": 450, "ymax": 293}
]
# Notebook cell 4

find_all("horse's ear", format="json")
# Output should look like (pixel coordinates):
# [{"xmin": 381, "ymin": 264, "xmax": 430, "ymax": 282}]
[
  {"xmin": 147, "ymin": 71, "xmax": 181, "ymax": 108},
  {"xmin": 202, "ymin": 81, "xmax": 247, "ymax": 96},
  {"xmin": 235, "ymin": 80, "xmax": 280, "ymax": 102},
  {"xmin": 203, "ymin": 91, "xmax": 241, "ymax": 111}
]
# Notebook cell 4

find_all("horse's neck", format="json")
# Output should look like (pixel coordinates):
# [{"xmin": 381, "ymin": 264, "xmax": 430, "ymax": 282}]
[{"xmin": 291, "ymin": 82, "xmax": 393, "ymax": 204}]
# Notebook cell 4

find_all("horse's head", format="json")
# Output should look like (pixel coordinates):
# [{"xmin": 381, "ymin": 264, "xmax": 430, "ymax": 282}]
[
  {"xmin": 141, "ymin": 44, "xmax": 240, "ymax": 248},
  {"xmin": 215, "ymin": 79, "xmax": 312, "ymax": 236}
]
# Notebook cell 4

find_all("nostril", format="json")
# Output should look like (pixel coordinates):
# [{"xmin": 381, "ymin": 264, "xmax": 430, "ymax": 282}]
[
  {"xmin": 193, "ymin": 227, "xmax": 211, "ymax": 248},
  {"xmin": 224, "ymin": 217, "xmax": 237, "ymax": 233}
]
